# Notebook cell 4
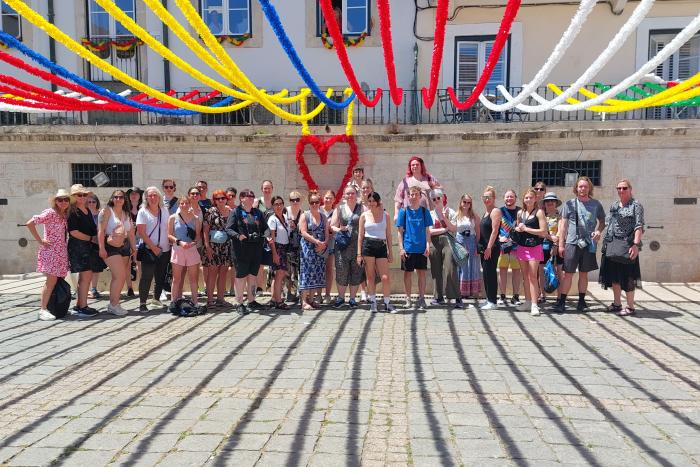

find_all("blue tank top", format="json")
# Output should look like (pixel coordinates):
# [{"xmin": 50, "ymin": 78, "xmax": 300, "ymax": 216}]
[{"xmin": 174, "ymin": 215, "xmax": 195, "ymax": 242}]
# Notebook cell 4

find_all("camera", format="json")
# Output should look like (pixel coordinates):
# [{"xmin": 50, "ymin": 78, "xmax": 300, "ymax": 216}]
[
  {"xmin": 247, "ymin": 232, "xmax": 260, "ymax": 241},
  {"xmin": 576, "ymin": 237, "xmax": 589, "ymax": 250}
]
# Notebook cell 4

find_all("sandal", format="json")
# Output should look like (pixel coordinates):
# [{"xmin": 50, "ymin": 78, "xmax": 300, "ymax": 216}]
[
  {"xmin": 275, "ymin": 302, "xmax": 290, "ymax": 310},
  {"xmin": 607, "ymin": 303, "xmax": 623, "ymax": 313},
  {"xmin": 207, "ymin": 300, "xmax": 217, "ymax": 307},
  {"xmin": 618, "ymin": 307, "xmax": 636, "ymax": 316},
  {"xmin": 215, "ymin": 299, "xmax": 227, "ymax": 307}
]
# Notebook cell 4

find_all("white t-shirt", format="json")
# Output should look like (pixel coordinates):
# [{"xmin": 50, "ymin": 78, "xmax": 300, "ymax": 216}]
[
  {"xmin": 268, "ymin": 215, "xmax": 290, "ymax": 245},
  {"xmin": 136, "ymin": 207, "xmax": 170, "ymax": 251},
  {"xmin": 455, "ymin": 216, "xmax": 474, "ymax": 234}
]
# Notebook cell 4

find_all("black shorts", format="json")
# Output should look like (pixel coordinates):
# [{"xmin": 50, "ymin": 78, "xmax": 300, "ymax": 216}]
[
  {"xmin": 401, "ymin": 253, "xmax": 428, "ymax": 272},
  {"xmin": 68, "ymin": 238, "xmax": 105, "ymax": 273},
  {"xmin": 362, "ymin": 238, "xmax": 388, "ymax": 259},
  {"xmin": 105, "ymin": 240, "xmax": 130, "ymax": 258},
  {"xmin": 234, "ymin": 241, "xmax": 264, "ymax": 278},
  {"xmin": 563, "ymin": 243, "xmax": 598, "ymax": 273}
]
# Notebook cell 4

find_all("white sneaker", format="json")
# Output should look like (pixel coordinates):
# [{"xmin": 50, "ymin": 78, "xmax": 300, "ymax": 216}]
[
  {"xmin": 480, "ymin": 301, "xmax": 497, "ymax": 310},
  {"xmin": 370, "ymin": 301, "xmax": 378, "ymax": 313},
  {"xmin": 38, "ymin": 309, "xmax": 56, "ymax": 321},
  {"xmin": 108, "ymin": 303, "xmax": 127, "ymax": 316},
  {"xmin": 496, "ymin": 298, "xmax": 506, "ymax": 306},
  {"xmin": 517, "ymin": 301, "xmax": 531, "ymax": 312},
  {"xmin": 530, "ymin": 304, "xmax": 541, "ymax": 316},
  {"xmin": 160, "ymin": 291, "xmax": 169, "ymax": 301},
  {"xmin": 149, "ymin": 299, "xmax": 164, "ymax": 308},
  {"xmin": 404, "ymin": 297, "xmax": 412, "ymax": 308},
  {"xmin": 360, "ymin": 290, "xmax": 368, "ymax": 302}
]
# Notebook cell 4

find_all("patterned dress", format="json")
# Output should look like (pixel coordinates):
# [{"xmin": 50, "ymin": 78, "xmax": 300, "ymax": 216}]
[
  {"xmin": 456, "ymin": 216, "xmax": 481, "ymax": 297},
  {"xmin": 299, "ymin": 212, "xmax": 326, "ymax": 291},
  {"xmin": 203, "ymin": 206, "xmax": 232, "ymax": 267},
  {"xmin": 32, "ymin": 208, "xmax": 69, "ymax": 277}
]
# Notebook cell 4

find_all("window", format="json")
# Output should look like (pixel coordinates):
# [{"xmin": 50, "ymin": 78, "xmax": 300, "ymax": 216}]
[
  {"xmin": 72, "ymin": 163, "xmax": 133, "ymax": 188},
  {"xmin": 649, "ymin": 30, "xmax": 699, "ymax": 82},
  {"xmin": 202, "ymin": 0, "xmax": 251, "ymax": 36},
  {"xmin": 317, "ymin": 0, "xmax": 370, "ymax": 36},
  {"xmin": 531, "ymin": 161, "xmax": 601, "ymax": 187},
  {"xmin": 88, "ymin": 0, "xmax": 135, "ymax": 38},
  {"xmin": 454, "ymin": 35, "xmax": 509, "ymax": 94},
  {"xmin": 1, "ymin": 1, "xmax": 21, "ymax": 39}
]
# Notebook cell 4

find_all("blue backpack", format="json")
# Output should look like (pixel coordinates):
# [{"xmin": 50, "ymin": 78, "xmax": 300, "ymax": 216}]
[{"xmin": 543, "ymin": 257, "xmax": 559, "ymax": 293}]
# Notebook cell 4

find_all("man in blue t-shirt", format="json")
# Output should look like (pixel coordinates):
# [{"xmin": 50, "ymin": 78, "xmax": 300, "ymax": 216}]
[{"xmin": 396, "ymin": 186, "xmax": 433, "ymax": 310}]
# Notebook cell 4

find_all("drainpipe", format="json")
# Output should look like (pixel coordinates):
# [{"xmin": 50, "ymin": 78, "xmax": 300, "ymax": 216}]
[
  {"xmin": 411, "ymin": 42, "xmax": 419, "ymax": 124},
  {"xmin": 162, "ymin": 0, "xmax": 171, "ymax": 90},
  {"xmin": 47, "ymin": 0, "xmax": 57, "ymax": 91}
]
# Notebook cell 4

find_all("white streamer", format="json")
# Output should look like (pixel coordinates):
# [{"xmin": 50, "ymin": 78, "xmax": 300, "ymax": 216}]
[
  {"xmin": 478, "ymin": 0, "xmax": 598, "ymax": 111},
  {"xmin": 485, "ymin": 0, "xmax": 656, "ymax": 112}
]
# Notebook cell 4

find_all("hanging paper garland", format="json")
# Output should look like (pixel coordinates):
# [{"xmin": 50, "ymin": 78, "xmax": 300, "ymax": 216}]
[
  {"xmin": 216, "ymin": 33, "xmax": 251, "ymax": 46},
  {"xmin": 296, "ymin": 89, "xmax": 357, "ymax": 205},
  {"xmin": 375, "ymin": 0, "xmax": 403, "ymax": 105},
  {"xmin": 421, "ymin": 0, "xmax": 450, "ymax": 109},
  {"xmin": 319, "ymin": 32, "xmax": 367, "ymax": 49},
  {"xmin": 80, "ymin": 37, "xmax": 143, "ymax": 53}
]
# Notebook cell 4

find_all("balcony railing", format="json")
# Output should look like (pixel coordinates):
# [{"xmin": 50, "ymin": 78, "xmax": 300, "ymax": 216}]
[{"xmin": 2, "ymin": 86, "xmax": 697, "ymax": 126}]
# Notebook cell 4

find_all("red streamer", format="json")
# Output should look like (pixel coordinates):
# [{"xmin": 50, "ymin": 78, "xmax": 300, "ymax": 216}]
[
  {"xmin": 446, "ymin": 0, "xmax": 521, "ymax": 110},
  {"xmin": 421, "ymin": 0, "xmax": 450, "ymax": 108},
  {"xmin": 376, "ymin": 0, "xmax": 403, "ymax": 105},
  {"xmin": 318, "ymin": 0, "xmax": 382, "ymax": 107},
  {"xmin": 295, "ymin": 134, "xmax": 359, "ymax": 205}
]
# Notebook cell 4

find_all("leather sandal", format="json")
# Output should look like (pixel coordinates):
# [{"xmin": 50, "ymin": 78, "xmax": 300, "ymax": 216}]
[
  {"xmin": 618, "ymin": 307, "xmax": 636, "ymax": 316},
  {"xmin": 608, "ymin": 303, "xmax": 623, "ymax": 313}
]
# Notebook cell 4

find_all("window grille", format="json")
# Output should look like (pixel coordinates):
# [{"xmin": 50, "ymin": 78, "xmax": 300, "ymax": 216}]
[
  {"xmin": 72, "ymin": 163, "xmax": 133, "ymax": 188},
  {"xmin": 531, "ymin": 160, "xmax": 601, "ymax": 187}
]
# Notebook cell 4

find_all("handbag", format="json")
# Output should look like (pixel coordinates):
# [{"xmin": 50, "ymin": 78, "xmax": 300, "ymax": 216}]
[
  {"xmin": 137, "ymin": 208, "xmax": 161, "ymax": 264},
  {"xmin": 446, "ymin": 232, "xmax": 469, "ymax": 268},
  {"xmin": 334, "ymin": 230, "xmax": 352, "ymax": 251},
  {"xmin": 603, "ymin": 202, "xmax": 636, "ymax": 264},
  {"xmin": 209, "ymin": 229, "xmax": 228, "ymax": 244},
  {"xmin": 543, "ymin": 256, "xmax": 559, "ymax": 293},
  {"xmin": 179, "ymin": 213, "xmax": 196, "ymax": 241}
]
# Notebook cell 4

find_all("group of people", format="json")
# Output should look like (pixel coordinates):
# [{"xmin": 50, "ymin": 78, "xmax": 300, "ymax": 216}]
[{"xmin": 27, "ymin": 156, "xmax": 644, "ymax": 320}]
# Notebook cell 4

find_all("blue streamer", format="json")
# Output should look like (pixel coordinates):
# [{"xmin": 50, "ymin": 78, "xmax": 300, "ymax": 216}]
[
  {"xmin": 257, "ymin": 0, "xmax": 355, "ymax": 109},
  {"xmin": 0, "ymin": 31, "xmax": 234, "ymax": 115}
]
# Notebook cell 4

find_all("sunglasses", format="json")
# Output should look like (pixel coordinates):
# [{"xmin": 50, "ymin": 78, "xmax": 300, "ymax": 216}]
[
  {"xmin": 290, "ymin": 198, "xmax": 301, "ymax": 202},
  {"xmin": 534, "ymin": 187, "xmax": 545, "ymax": 192},
  {"xmin": 431, "ymin": 197, "xmax": 442, "ymax": 201},
  {"xmin": 241, "ymin": 194, "xmax": 255, "ymax": 199},
  {"xmin": 74, "ymin": 193, "xmax": 88, "ymax": 198},
  {"xmin": 112, "ymin": 195, "xmax": 124, "ymax": 200},
  {"xmin": 616, "ymin": 187, "xmax": 629, "ymax": 191},
  {"xmin": 214, "ymin": 197, "xmax": 227, "ymax": 201},
  {"xmin": 163, "ymin": 185, "xmax": 175, "ymax": 189},
  {"xmin": 197, "ymin": 186, "xmax": 207, "ymax": 190},
  {"xmin": 87, "ymin": 200, "xmax": 97, "ymax": 204},
  {"xmin": 309, "ymin": 200, "xmax": 320, "ymax": 205},
  {"xmin": 56, "ymin": 197, "xmax": 70, "ymax": 202},
  {"xmin": 461, "ymin": 200, "xmax": 471, "ymax": 204},
  {"xmin": 482, "ymin": 196, "xmax": 492, "ymax": 200}
]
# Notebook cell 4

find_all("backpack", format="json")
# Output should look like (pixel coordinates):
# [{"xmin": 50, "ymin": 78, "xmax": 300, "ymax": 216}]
[
  {"xmin": 47, "ymin": 277, "xmax": 71, "ymax": 319},
  {"xmin": 169, "ymin": 297, "xmax": 207, "ymax": 317},
  {"xmin": 543, "ymin": 257, "xmax": 559, "ymax": 293}
]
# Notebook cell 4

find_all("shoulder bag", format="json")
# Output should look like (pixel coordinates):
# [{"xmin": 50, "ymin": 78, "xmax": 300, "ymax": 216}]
[
  {"xmin": 604, "ymin": 203, "xmax": 635, "ymax": 264},
  {"xmin": 137, "ymin": 208, "xmax": 161, "ymax": 264}
]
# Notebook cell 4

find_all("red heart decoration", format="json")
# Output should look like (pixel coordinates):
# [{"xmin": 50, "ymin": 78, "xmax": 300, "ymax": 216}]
[{"xmin": 295, "ymin": 134, "xmax": 359, "ymax": 205}]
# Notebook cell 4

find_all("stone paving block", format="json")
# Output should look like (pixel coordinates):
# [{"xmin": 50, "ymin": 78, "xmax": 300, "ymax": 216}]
[
  {"xmin": 0, "ymin": 446, "xmax": 22, "ymax": 463},
  {"xmin": 218, "ymin": 433, "xmax": 269, "ymax": 451},
  {"xmin": 81, "ymin": 433, "xmax": 135, "ymax": 451},
  {"xmin": 100, "ymin": 417, "xmax": 151, "ymax": 434},
  {"xmin": 33, "ymin": 430, "xmax": 85, "ymax": 448},
  {"xmin": 454, "ymin": 438, "xmax": 506, "ymax": 459},
  {"xmin": 123, "ymin": 433, "xmax": 180, "ymax": 453},
  {"xmin": 6, "ymin": 447, "xmax": 63, "ymax": 466},
  {"xmin": 255, "ymin": 450, "xmax": 312, "ymax": 467},
  {"xmin": 158, "ymin": 450, "xmax": 211, "ymax": 466},
  {"xmin": 176, "ymin": 434, "xmax": 224, "ymax": 452},
  {"xmin": 112, "ymin": 451, "xmax": 164, "ymax": 466},
  {"xmin": 59, "ymin": 449, "xmax": 117, "ymax": 466}
]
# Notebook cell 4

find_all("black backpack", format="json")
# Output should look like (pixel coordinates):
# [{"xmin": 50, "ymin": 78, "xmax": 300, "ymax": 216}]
[
  {"xmin": 169, "ymin": 297, "xmax": 207, "ymax": 317},
  {"xmin": 47, "ymin": 277, "xmax": 71, "ymax": 319}
]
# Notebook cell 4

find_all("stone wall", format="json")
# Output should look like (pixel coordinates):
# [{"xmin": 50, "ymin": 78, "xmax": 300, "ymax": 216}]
[{"xmin": 1, "ymin": 120, "xmax": 699, "ymax": 285}]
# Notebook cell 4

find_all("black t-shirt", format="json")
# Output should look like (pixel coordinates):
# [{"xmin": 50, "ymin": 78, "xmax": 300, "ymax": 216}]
[
  {"xmin": 199, "ymin": 199, "xmax": 213, "ymax": 212},
  {"xmin": 68, "ymin": 208, "xmax": 97, "ymax": 238}
]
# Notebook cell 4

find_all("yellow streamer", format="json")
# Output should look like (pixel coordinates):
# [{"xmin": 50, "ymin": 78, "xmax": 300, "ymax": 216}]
[
  {"xmin": 547, "ymin": 72, "xmax": 700, "ymax": 112},
  {"xmin": 98, "ymin": 0, "xmax": 304, "ymax": 107},
  {"xmin": 172, "ymin": 0, "xmax": 330, "ymax": 122},
  {"xmin": 5, "ymin": 0, "xmax": 329, "ymax": 121},
  {"xmin": 300, "ymin": 88, "xmax": 355, "ymax": 136},
  {"xmin": 575, "ymin": 85, "xmax": 700, "ymax": 109}
]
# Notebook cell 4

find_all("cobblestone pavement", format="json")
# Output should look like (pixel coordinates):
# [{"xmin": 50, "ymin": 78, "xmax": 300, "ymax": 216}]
[{"xmin": 0, "ymin": 276, "xmax": 698, "ymax": 466}]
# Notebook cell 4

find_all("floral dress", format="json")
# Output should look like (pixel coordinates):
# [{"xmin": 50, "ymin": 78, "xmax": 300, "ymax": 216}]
[
  {"xmin": 299, "ymin": 212, "xmax": 326, "ymax": 291},
  {"xmin": 203, "ymin": 206, "xmax": 232, "ymax": 267},
  {"xmin": 32, "ymin": 208, "xmax": 69, "ymax": 277},
  {"xmin": 456, "ymin": 216, "xmax": 481, "ymax": 297}
]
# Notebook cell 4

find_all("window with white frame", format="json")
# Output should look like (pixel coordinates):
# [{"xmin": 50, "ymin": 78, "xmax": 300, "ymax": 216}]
[
  {"xmin": 454, "ymin": 35, "xmax": 509, "ymax": 93},
  {"xmin": 317, "ymin": 0, "xmax": 370, "ymax": 36},
  {"xmin": 649, "ymin": 30, "xmax": 699, "ymax": 82},
  {"xmin": 202, "ymin": 0, "xmax": 251, "ymax": 36},
  {"xmin": 88, "ymin": 0, "xmax": 135, "ymax": 38},
  {"xmin": 0, "ymin": 1, "xmax": 21, "ymax": 39}
]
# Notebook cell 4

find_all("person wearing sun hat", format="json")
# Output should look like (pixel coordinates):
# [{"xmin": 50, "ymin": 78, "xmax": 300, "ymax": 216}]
[
  {"xmin": 538, "ymin": 191, "xmax": 563, "ymax": 303},
  {"xmin": 67, "ymin": 184, "xmax": 102, "ymax": 319},
  {"xmin": 26, "ymin": 188, "xmax": 71, "ymax": 320}
]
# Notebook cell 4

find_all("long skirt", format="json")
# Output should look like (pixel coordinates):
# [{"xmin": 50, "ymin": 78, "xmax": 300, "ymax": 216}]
[
  {"xmin": 457, "ymin": 231, "xmax": 481, "ymax": 297},
  {"xmin": 300, "ymin": 239, "xmax": 326, "ymax": 291}
]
